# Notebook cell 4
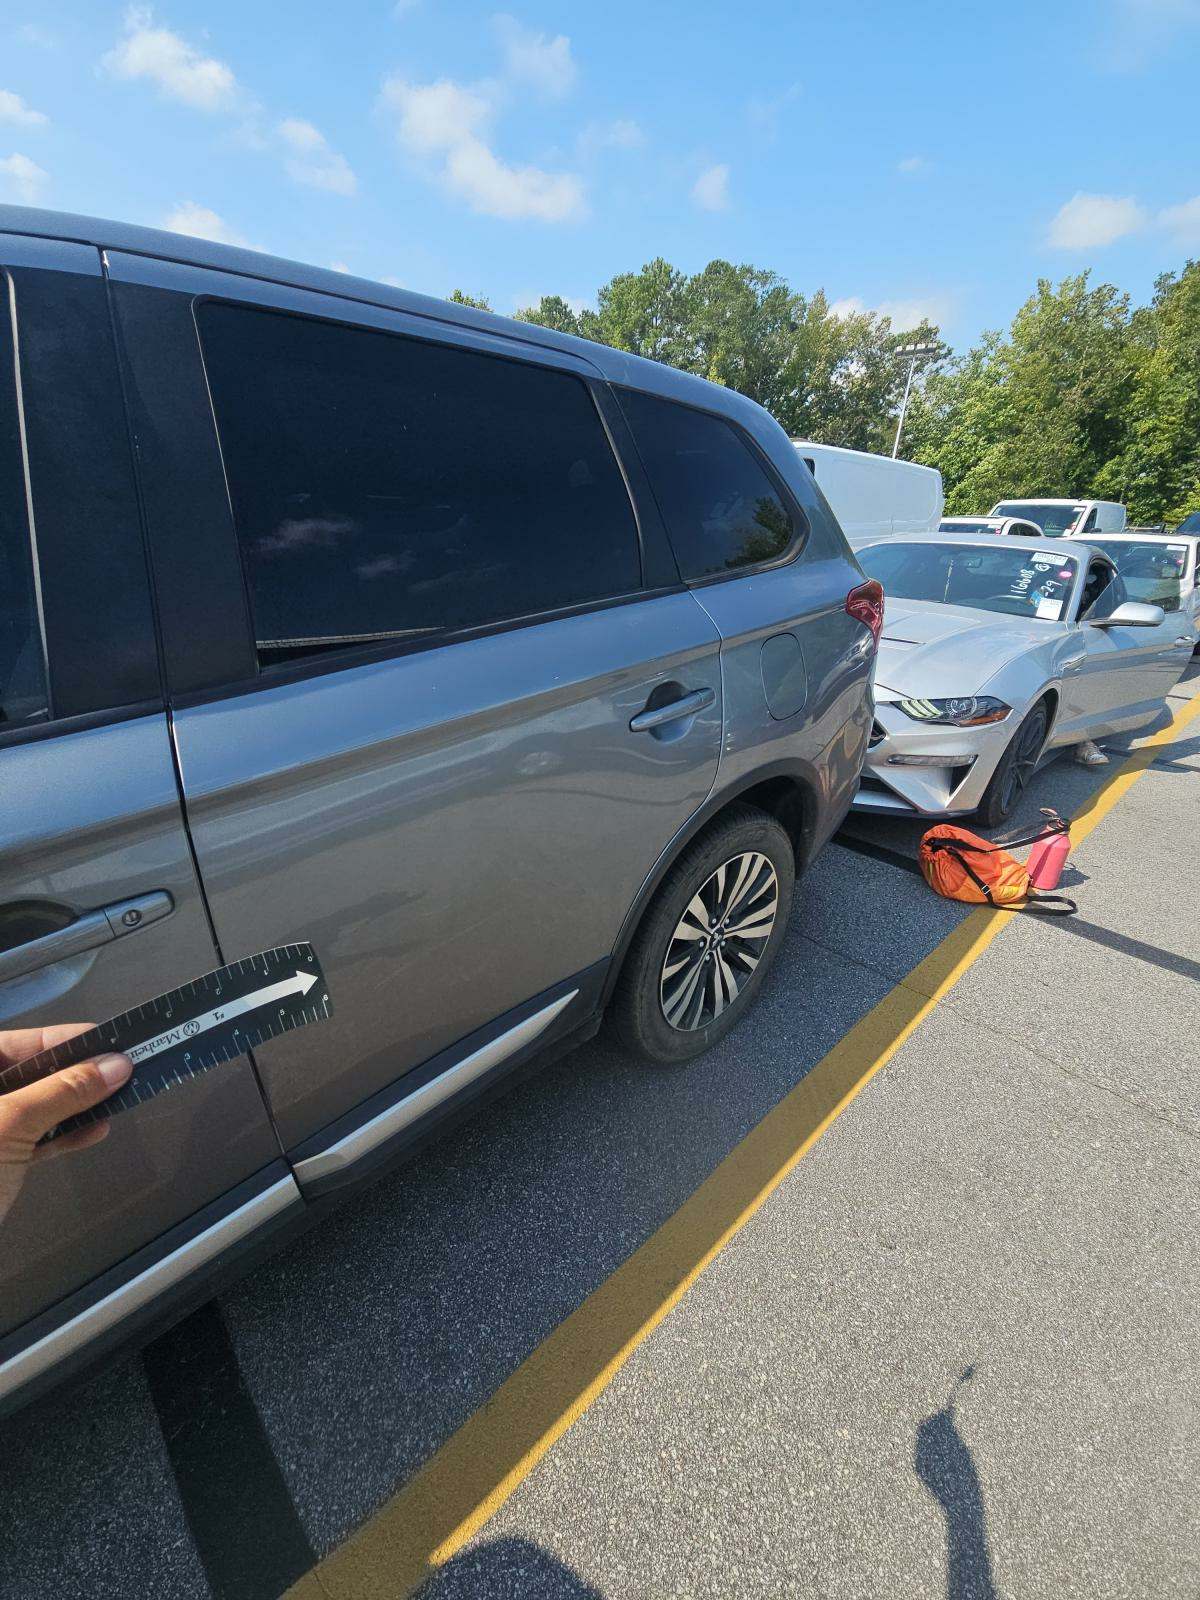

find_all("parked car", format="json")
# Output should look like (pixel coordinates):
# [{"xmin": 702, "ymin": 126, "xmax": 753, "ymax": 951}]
[
  {"xmin": 793, "ymin": 440, "xmax": 943, "ymax": 542},
  {"xmin": 0, "ymin": 206, "xmax": 878, "ymax": 1414},
  {"xmin": 850, "ymin": 534, "xmax": 1193, "ymax": 824},
  {"xmin": 940, "ymin": 514, "xmax": 1044, "ymax": 539},
  {"xmin": 989, "ymin": 498, "xmax": 1127, "ymax": 537},
  {"xmin": 1082, "ymin": 531, "xmax": 1200, "ymax": 650}
]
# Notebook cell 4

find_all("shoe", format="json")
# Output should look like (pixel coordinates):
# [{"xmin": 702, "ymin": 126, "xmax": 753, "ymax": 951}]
[{"xmin": 1074, "ymin": 739, "xmax": 1109, "ymax": 767}]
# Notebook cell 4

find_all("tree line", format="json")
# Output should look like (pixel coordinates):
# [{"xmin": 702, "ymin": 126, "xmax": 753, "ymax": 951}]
[{"xmin": 449, "ymin": 257, "xmax": 1200, "ymax": 525}]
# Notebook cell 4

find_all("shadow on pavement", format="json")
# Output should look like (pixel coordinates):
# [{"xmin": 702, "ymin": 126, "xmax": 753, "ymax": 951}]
[
  {"xmin": 915, "ymin": 1367, "xmax": 998, "ymax": 1600},
  {"xmin": 419, "ymin": 1537, "xmax": 604, "ymax": 1599}
]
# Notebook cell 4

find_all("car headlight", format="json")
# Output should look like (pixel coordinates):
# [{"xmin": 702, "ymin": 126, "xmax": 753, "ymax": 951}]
[{"xmin": 895, "ymin": 696, "xmax": 1012, "ymax": 726}]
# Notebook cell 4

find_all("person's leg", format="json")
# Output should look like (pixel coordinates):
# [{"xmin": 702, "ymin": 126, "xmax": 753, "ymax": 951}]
[{"xmin": 1074, "ymin": 738, "xmax": 1109, "ymax": 766}]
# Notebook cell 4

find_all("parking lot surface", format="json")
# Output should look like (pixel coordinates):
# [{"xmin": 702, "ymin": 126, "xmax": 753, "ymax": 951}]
[{"xmin": 2, "ymin": 663, "xmax": 1197, "ymax": 1600}]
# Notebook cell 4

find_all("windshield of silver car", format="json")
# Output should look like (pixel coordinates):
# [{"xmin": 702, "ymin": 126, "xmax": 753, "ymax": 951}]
[
  {"xmin": 858, "ymin": 542, "xmax": 1080, "ymax": 620},
  {"xmin": 1086, "ymin": 540, "xmax": 1189, "ymax": 612}
]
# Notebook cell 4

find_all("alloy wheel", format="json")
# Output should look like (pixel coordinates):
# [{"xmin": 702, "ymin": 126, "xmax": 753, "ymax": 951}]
[{"xmin": 659, "ymin": 851, "xmax": 780, "ymax": 1032}]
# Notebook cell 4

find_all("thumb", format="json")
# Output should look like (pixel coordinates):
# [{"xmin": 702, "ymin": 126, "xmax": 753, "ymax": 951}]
[{"xmin": 6, "ymin": 1055, "xmax": 133, "ymax": 1144}]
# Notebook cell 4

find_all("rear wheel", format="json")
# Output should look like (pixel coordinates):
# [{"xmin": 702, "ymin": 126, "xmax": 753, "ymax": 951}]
[
  {"xmin": 975, "ymin": 701, "xmax": 1049, "ymax": 828},
  {"xmin": 609, "ymin": 805, "xmax": 795, "ymax": 1065}
]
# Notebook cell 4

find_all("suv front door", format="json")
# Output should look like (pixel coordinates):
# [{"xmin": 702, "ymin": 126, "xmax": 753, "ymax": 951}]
[
  {"xmin": 0, "ymin": 237, "xmax": 285, "ymax": 1391},
  {"xmin": 110, "ymin": 257, "xmax": 724, "ymax": 1168}
]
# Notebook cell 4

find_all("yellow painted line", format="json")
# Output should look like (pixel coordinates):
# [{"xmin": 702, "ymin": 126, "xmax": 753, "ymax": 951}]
[{"xmin": 293, "ymin": 683, "xmax": 1200, "ymax": 1600}]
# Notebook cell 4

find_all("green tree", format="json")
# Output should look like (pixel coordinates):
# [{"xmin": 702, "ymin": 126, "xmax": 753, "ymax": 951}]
[
  {"xmin": 447, "ymin": 289, "xmax": 493, "ymax": 311},
  {"xmin": 513, "ymin": 295, "xmax": 583, "ymax": 335},
  {"xmin": 906, "ymin": 273, "xmax": 1138, "ymax": 512},
  {"xmin": 581, "ymin": 258, "xmax": 693, "ymax": 365},
  {"xmin": 1094, "ymin": 262, "xmax": 1200, "ymax": 523}
]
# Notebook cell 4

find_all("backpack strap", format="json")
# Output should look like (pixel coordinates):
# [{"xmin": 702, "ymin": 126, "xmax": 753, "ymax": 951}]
[
  {"xmin": 935, "ymin": 844, "xmax": 997, "ymax": 903},
  {"xmin": 992, "ymin": 808, "xmax": 1070, "ymax": 851},
  {"xmin": 1010, "ymin": 893, "xmax": 1077, "ymax": 917}
]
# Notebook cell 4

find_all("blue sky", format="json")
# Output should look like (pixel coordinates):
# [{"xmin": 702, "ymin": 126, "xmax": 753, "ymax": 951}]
[{"xmin": 2, "ymin": 1, "xmax": 1199, "ymax": 351}]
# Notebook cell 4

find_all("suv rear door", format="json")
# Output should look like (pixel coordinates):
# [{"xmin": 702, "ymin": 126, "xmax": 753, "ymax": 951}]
[
  {"xmin": 0, "ymin": 237, "xmax": 287, "ymax": 1394},
  {"xmin": 614, "ymin": 387, "xmax": 873, "ymax": 837},
  {"xmin": 108, "ymin": 256, "xmax": 724, "ymax": 1178}
]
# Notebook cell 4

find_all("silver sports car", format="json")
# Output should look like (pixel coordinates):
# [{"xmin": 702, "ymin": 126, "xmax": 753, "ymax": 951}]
[{"xmin": 851, "ymin": 533, "xmax": 1194, "ymax": 825}]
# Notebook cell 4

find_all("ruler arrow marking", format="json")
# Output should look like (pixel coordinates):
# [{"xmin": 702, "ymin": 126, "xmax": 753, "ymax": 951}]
[{"xmin": 126, "ymin": 969, "xmax": 319, "ymax": 1067}]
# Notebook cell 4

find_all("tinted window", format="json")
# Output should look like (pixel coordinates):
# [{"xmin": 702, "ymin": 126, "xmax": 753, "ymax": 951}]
[
  {"xmin": 0, "ymin": 291, "xmax": 48, "ymax": 730},
  {"xmin": 618, "ymin": 388, "xmax": 795, "ymax": 580},
  {"xmin": 198, "ymin": 303, "xmax": 641, "ymax": 665},
  {"xmin": 1080, "ymin": 560, "xmax": 1125, "ymax": 620}
]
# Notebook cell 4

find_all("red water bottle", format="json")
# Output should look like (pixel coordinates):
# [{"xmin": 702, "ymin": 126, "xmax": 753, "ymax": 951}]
[{"xmin": 1028, "ymin": 830, "xmax": 1071, "ymax": 890}]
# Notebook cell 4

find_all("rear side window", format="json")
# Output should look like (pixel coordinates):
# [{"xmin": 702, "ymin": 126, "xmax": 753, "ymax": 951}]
[
  {"xmin": 197, "ymin": 303, "xmax": 641, "ymax": 666},
  {"xmin": 617, "ymin": 388, "xmax": 796, "ymax": 581},
  {"xmin": 0, "ymin": 289, "xmax": 48, "ymax": 731}
]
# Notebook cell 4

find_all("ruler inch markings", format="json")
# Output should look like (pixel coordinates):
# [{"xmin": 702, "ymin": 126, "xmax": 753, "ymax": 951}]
[{"xmin": 1, "ymin": 943, "xmax": 332, "ymax": 1138}]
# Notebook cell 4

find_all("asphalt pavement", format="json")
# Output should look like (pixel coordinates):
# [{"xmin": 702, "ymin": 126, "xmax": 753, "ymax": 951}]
[{"xmin": 2, "ymin": 662, "xmax": 1197, "ymax": 1600}]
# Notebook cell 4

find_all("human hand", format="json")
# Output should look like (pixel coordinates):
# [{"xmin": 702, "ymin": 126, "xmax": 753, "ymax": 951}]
[{"xmin": 0, "ymin": 1027, "xmax": 132, "ymax": 1226}]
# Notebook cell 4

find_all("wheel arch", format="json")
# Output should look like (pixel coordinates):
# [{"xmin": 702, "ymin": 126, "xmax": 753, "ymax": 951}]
[{"xmin": 600, "ymin": 762, "xmax": 819, "ymax": 1009}]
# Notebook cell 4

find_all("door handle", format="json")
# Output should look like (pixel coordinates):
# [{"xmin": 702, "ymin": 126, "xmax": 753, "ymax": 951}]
[
  {"xmin": 0, "ymin": 892, "xmax": 174, "ymax": 984},
  {"xmin": 629, "ymin": 686, "xmax": 716, "ymax": 733}
]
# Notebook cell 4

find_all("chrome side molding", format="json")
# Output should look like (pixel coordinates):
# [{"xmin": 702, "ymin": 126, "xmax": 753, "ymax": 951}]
[
  {"xmin": 294, "ymin": 989, "xmax": 579, "ymax": 1187},
  {"xmin": 0, "ymin": 1175, "xmax": 300, "ymax": 1405}
]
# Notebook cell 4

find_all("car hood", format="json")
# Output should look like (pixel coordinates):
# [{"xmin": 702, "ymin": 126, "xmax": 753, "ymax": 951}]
[{"xmin": 874, "ymin": 599, "xmax": 1053, "ymax": 697}]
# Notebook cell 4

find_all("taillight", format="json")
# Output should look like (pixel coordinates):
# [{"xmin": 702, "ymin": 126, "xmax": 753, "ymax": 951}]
[{"xmin": 846, "ymin": 579, "xmax": 884, "ymax": 647}]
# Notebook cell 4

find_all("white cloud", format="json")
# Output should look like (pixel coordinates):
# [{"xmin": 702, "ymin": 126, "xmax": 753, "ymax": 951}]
[
  {"xmin": 897, "ymin": 154, "xmax": 928, "ymax": 174},
  {"xmin": 379, "ymin": 74, "xmax": 585, "ymax": 222},
  {"xmin": 102, "ymin": 7, "xmax": 237, "ymax": 111},
  {"xmin": 691, "ymin": 162, "xmax": 730, "ymax": 212},
  {"xmin": 0, "ymin": 151, "xmax": 47, "ymax": 201},
  {"xmin": 161, "ymin": 201, "xmax": 248, "ymax": 246},
  {"xmin": 492, "ymin": 14, "xmax": 577, "ymax": 98},
  {"xmin": 1047, "ymin": 191, "xmax": 1146, "ymax": 248},
  {"xmin": 278, "ymin": 117, "xmax": 357, "ymax": 195},
  {"xmin": 579, "ymin": 117, "xmax": 643, "ymax": 155},
  {"xmin": 746, "ymin": 82, "xmax": 801, "ymax": 139},
  {"xmin": 829, "ymin": 294, "xmax": 952, "ymax": 331},
  {"xmin": 1158, "ymin": 194, "xmax": 1200, "ymax": 244},
  {"xmin": 0, "ymin": 90, "xmax": 48, "ymax": 127}
]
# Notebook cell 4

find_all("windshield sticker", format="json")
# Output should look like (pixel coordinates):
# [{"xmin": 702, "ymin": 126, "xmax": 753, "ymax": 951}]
[
  {"xmin": 1035, "ymin": 551, "xmax": 1063, "ymax": 565},
  {"xmin": 1036, "ymin": 598, "xmax": 1065, "ymax": 620}
]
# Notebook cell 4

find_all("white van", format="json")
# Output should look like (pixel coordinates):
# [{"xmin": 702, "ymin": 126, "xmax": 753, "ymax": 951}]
[
  {"xmin": 794, "ymin": 441, "xmax": 943, "ymax": 543},
  {"xmin": 989, "ymin": 498, "xmax": 1127, "ymax": 537}
]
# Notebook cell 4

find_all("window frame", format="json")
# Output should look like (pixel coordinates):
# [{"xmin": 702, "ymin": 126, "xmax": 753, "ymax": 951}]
[
  {"xmin": 611, "ymin": 381, "xmax": 809, "ymax": 590},
  {"xmin": 0, "ymin": 237, "xmax": 163, "ymax": 754},
  {"xmin": 192, "ymin": 292, "xmax": 671, "ymax": 690}
]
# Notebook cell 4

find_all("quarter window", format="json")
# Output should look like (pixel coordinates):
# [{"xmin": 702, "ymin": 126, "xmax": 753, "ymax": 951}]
[
  {"xmin": 198, "ymin": 303, "xmax": 641, "ymax": 667},
  {"xmin": 617, "ymin": 388, "xmax": 796, "ymax": 581},
  {"xmin": 0, "ymin": 290, "xmax": 48, "ymax": 731}
]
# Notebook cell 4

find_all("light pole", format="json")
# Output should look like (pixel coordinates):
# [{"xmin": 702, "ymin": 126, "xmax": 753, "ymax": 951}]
[{"xmin": 892, "ymin": 339, "xmax": 939, "ymax": 459}]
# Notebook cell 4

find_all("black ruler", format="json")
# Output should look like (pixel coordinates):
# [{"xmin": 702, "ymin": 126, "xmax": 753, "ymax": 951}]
[{"xmin": 0, "ymin": 944, "xmax": 331, "ymax": 1136}]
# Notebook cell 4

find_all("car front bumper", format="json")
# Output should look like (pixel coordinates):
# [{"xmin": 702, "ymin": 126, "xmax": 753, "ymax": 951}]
[{"xmin": 850, "ymin": 700, "xmax": 1018, "ymax": 816}]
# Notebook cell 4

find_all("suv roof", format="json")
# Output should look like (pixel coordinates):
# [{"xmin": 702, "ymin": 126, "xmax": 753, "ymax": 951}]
[{"xmin": 0, "ymin": 202, "xmax": 770, "ymax": 432}]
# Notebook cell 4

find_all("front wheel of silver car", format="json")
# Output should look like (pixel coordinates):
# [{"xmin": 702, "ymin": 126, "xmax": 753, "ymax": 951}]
[
  {"xmin": 609, "ymin": 805, "xmax": 795, "ymax": 1065},
  {"xmin": 974, "ymin": 700, "xmax": 1050, "ymax": 828}
]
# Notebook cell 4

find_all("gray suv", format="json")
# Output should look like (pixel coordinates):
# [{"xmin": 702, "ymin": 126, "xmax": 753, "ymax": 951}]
[{"xmin": 0, "ymin": 208, "xmax": 877, "ymax": 1413}]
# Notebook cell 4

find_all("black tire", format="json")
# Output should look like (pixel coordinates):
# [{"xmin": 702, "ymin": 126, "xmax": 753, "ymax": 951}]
[
  {"xmin": 974, "ymin": 700, "xmax": 1049, "ymax": 829},
  {"xmin": 608, "ymin": 804, "xmax": 795, "ymax": 1065}
]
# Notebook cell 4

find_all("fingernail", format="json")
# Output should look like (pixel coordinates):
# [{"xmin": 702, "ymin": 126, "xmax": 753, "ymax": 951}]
[{"xmin": 97, "ymin": 1053, "xmax": 132, "ymax": 1089}]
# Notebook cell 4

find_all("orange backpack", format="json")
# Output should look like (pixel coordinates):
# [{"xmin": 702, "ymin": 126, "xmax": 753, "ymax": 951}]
[{"xmin": 919, "ymin": 810, "xmax": 1077, "ymax": 915}]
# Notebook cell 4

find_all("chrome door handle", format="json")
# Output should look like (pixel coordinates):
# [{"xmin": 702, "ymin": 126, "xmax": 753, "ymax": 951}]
[
  {"xmin": 0, "ymin": 892, "xmax": 174, "ymax": 984},
  {"xmin": 629, "ymin": 687, "xmax": 716, "ymax": 733}
]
